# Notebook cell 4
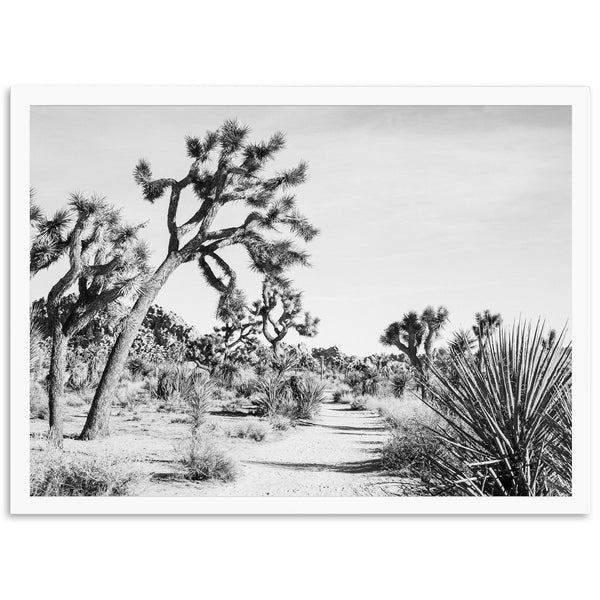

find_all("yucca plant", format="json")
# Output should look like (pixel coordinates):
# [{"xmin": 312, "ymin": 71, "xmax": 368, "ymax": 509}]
[
  {"xmin": 252, "ymin": 372, "xmax": 292, "ymax": 416},
  {"xmin": 182, "ymin": 372, "xmax": 216, "ymax": 435},
  {"xmin": 390, "ymin": 369, "xmax": 412, "ymax": 398},
  {"xmin": 544, "ymin": 386, "xmax": 572, "ymax": 495},
  {"xmin": 289, "ymin": 375, "xmax": 326, "ymax": 419},
  {"xmin": 423, "ymin": 321, "xmax": 572, "ymax": 496}
]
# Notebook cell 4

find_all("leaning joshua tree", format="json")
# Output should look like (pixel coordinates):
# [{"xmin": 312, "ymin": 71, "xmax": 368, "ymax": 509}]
[
  {"xmin": 251, "ymin": 277, "xmax": 320, "ymax": 354},
  {"xmin": 33, "ymin": 193, "xmax": 149, "ymax": 446},
  {"xmin": 80, "ymin": 119, "xmax": 318, "ymax": 439},
  {"xmin": 379, "ymin": 305, "xmax": 449, "ymax": 397}
]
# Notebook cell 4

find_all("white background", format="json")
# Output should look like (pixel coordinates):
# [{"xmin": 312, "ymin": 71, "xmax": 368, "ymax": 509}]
[{"xmin": 1, "ymin": 1, "xmax": 597, "ymax": 598}]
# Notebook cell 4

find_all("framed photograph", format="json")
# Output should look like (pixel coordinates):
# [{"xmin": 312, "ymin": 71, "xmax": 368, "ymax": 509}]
[{"xmin": 11, "ymin": 86, "xmax": 590, "ymax": 514}]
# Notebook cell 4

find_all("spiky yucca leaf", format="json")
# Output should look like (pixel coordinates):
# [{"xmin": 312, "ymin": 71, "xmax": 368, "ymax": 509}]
[{"xmin": 424, "ymin": 321, "xmax": 572, "ymax": 496}]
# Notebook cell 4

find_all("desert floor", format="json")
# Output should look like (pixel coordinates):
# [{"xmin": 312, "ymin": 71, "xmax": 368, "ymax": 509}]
[{"xmin": 30, "ymin": 397, "xmax": 412, "ymax": 497}]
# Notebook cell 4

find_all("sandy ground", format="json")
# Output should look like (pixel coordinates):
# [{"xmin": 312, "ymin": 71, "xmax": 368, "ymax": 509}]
[{"xmin": 30, "ymin": 398, "xmax": 408, "ymax": 497}]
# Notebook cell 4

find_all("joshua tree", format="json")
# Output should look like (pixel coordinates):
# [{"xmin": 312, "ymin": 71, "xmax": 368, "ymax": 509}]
[
  {"xmin": 542, "ymin": 328, "xmax": 557, "ymax": 350},
  {"xmin": 30, "ymin": 190, "xmax": 73, "ymax": 277},
  {"xmin": 379, "ymin": 305, "xmax": 449, "ymax": 397},
  {"xmin": 448, "ymin": 329, "xmax": 477, "ymax": 354},
  {"xmin": 472, "ymin": 309, "xmax": 503, "ymax": 354},
  {"xmin": 33, "ymin": 193, "xmax": 149, "ymax": 446},
  {"xmin": 251, "ymin": 277, "xmax": 319, "ymax": 354},
  {"xmin": 80, "ymin": 119, "xmax": 318, "ymax": 439}
]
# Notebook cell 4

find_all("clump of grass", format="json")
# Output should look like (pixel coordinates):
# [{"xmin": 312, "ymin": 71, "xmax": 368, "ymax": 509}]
[
  {"xmin": 268, "ymin": 414, "xmax": 294, "ymax": 431},
  {"xmin": 30, "ymin": 453, "xmax": 142, "ymax": 496},
  {"xmin": 332, "ymin": 390, "xmax": 351, "ymax": 404},
  {"xmin": 350, "ymin": 395, "xmax": 368, "ymax": 410},
  {"xmin": 227, "ymin": 419, "xmax": 271, "ymax": 441},
  {"xmin": 365, "ymin": 395, "xmax": 445, "ymax": 483},
  {"xmin": 381, "ymin": 419, "xmax": 444, "ymax": 481},
  {"xmin": 178, "ymin": 437, "xmax": 236, "ymax": 482},
  {"xmin": 170, "ymin": 415, "xmax": 190, "ymax": 424}
]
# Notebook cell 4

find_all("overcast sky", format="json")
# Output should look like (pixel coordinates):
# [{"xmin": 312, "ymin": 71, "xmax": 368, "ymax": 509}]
[{"xmin": 30, "ymin": 105, "xmax": 571, "ymax": 355}]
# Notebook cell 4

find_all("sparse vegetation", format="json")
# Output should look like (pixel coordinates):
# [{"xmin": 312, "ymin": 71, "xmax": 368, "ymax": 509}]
[
  {"xmin": 178, "ymin": 437, "xmax": 237, "ymax": 482},
  {"xmin": 28, "ymin": 116, "xmax": 573, "ymax": 500},
  {"xmin": 30, "ymin": 452, "xmax": 142, "ymax": 496},
  {"xmin": 227, "ymin": 419, "xmax": 271, "ymax": 441}
]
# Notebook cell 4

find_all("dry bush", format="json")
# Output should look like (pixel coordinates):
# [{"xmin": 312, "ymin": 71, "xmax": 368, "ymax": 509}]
[
  {"xmin": 349, "ymin": 395, "xmax": 368, "ymax": 410},
  {"xmin": 30, "ymin": 452, "xmax": 142, "ymax": 496},
  {"xmin": 268, "ymin": 414, "xmax": 294, "ymax": 431},
  {"xmin": 332, "ymin": 390, "xmax": 353, "ymax": 404},
  {"xmin": 227, "ymin": 419, "xmax": 271, "ymax": 441},
  {"xmin": 178, "ymin": 437, "xmax": 236, "ymax": 482},
  {"xmin": 367, "ymin": 396, "xmax": 445, "ymax": 483}
]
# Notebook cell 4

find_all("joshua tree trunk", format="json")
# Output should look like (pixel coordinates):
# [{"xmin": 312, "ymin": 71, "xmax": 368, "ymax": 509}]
[
  {"xmin": 79, "ymin": 253, "xmax": 183, "ymax": 440},
  {"xmin": 48, "ymin": 327, "xmax": 68, "ymax": 448}
]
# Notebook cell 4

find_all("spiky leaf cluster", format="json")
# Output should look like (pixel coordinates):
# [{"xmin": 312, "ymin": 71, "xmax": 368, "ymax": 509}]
[{"xmin": 42, "ymin": 192, "xmax": 150, "ymax": 340}]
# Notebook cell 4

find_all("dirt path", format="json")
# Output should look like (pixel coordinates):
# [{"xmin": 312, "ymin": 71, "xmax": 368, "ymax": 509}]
[{"xmin": 146, "ymin": 400, "xmax": 394, "ymax": 497}]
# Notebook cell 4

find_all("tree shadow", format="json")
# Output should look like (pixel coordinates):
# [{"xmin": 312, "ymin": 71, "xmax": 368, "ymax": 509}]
[{"xmin": 246, "ymin": 458, "xmax": 384, "ymax": 474}]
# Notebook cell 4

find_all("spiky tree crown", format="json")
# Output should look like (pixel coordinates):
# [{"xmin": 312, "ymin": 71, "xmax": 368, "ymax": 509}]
[
  {"xmin": 40, "ymin": 192, "xmax": 150, "ymax": 337},
  {"xmin": 472, "ymin": 309, "xmax": 503, "ymax": 338},
  {"xmin": 250, "ymin": 277, "xmax": 320, "ymax": 347},
  {"xmin": 380, "ymin": 305, "xmax": 449, "ymax": 357},
  {"xmin": 132, "ymin": 119, "xmax": 318, "ymax": 324}
]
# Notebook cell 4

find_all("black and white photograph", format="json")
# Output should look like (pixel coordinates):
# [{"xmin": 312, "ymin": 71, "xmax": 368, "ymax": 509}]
[
  {"xmin": 4, "ymin": 4, "xmax": 600, "ymax": 599},
  {"xmin": 10, "ymin": 87, "xmax": 589, "ymax": 513}
]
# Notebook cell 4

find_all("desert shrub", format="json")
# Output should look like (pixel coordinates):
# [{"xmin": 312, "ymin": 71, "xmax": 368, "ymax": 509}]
[
  {"xmin": 221, "ymin": 395, "xmax": 246, "ymax": 413},
  {"xmin": 381, "ymin": 418, "xmax": 444, "ymax": 481},
  {"xmin": 212, "ymin": 360, "xmax": 241, "ymax": 388},
  {"xmin": 345, "ymin": 366, "xmax": 385, "ymax": 396},
  {"xmin": 271, "ymin": 349, "xmax": 300, "ymax": 375},
  {"xmin": 333, "ymin": 391, "xmax": 353, "ymax": 404},
  {"xmin": 390, "ymin": 369, "xmax": 412, "ymax": 398},
  {"xmin": 155, "ymin": 363, "xmax": 207, "ymax": 409},
  {"xmin": 30, "ymin": 453, "xmax": 141, "ymax": 496},
  {"xmin": 127, "ymin": 356, "xmax": 154, "ymax": 380},
  {"xmin": 350, "ymin": 395, "xmax": 368, "ymax": 410},
  {"xmin": 424, "ymin": 322, "xmax": 572, "ymax": 496},
  {"xmin": 329, "ymin": 380, "xmax": 352, "ymax": 396},
  {"xmin": 30, "ymin": 381, "xmax": 48, "ymax": 419},
  {"xmin": 182, "ymin": 373, "xmax": 216, "ymax": 435},
  {"xmin": 227, "ymin": 419, "xmax": 271, "ymax": 441},
  {"xmin": 268, "ymin": 414, "xmax": 294, "ymax": 431},
  {"xmin": 289, "ymin": 375, "xmax": 326, "ymax": 419},
  {"xmin": 170, "ymin": 415, "xmax": 190, "ymax": 424},
  {"xmin": 544, "ymin": 387, "xmax": 572, "ymax": 495},
  {"xmin": 178, "ymin": 437, "xmax": 236, "ymax": 482},
  {"xmin": 67, "ymin": 360, "xmax": 89, "ymax": 392},
  {"xmin": 251, "ymin": 372, "xmax": 294, "ymax": 417}
]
